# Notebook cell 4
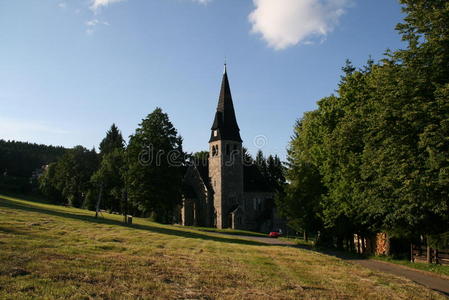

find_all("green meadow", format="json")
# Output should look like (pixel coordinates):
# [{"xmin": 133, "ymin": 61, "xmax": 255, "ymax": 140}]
[{"xmin": 0, "ymin": 195, "xmax": 444, "ymax": 299}]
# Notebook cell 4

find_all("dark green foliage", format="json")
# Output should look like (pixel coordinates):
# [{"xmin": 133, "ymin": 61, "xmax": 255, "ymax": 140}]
[
  {"xmin": 253, "ymin": 150, "xmax": 286, "ymax": 193},
  {"xmin": 0, "ymin": 140, "xmax": 66, "ymax": 193},
  {"xmin": 190, "ymin": 151, "xmax": 209, "ymax": 167},
  {"xmin": 39, "ymin": 146, "xmax": 99, "ymax": 207},
  {"xmin": 280, "ymin": 0, "xmax": 449, "ymax": 248},
  {"xmin": 91, "ymin": 125, "xmax": 127, "ymax": 213},
  {"xmin": 255, "ymin": 150, "xmax": 268, "ymax": 177},
  {"xmin": 276, "ymin": 114, "xmax": 326, "ymax": 237},
  {"xmin": 126, "ymin": 108, "xmax": 184, "ymax": 223},
  {"xmin": 99, "ymin": 124, "xmax": 125, "ymax": 155},
  {"xmin": 242, "ymin": 147, "xmax": 253, "ymax": 165},
  {"xmin": 266, "ymin": 155, "xmax": 286, "ymax": 193},
  {"xmin": 91, "ymin": 149, "xmax": 126, "ymax": 213}
]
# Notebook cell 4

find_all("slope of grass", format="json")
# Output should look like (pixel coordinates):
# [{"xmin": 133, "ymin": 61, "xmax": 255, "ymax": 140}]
[
  {"xmin": 189, "ymin": 226, "xmax": 267, "ymax": 237},
  {"xmin": 0, "ymin": 195, "xmax": 445, "ymax": 299}
]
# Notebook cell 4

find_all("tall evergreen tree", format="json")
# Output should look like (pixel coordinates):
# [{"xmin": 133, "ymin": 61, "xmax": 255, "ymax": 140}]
[
  {"xmin": 99, "ymin": 124, "xmax": 125, "ymax": 155},
  {"xmin": 91, "ymin": 124, "xmax": 127, "ymax": 213},
  {"xmin": 255, "ymin": 150, "xmax": 268, "ymax": 178},
  {"xmin": 126, "ymin": 108, "xmax": 184, "ymax": 223}
]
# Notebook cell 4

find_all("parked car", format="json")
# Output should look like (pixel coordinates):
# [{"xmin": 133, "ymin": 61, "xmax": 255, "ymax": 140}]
[{"xmin": 269, "ymin": 231, "xmax": 281, "ymax": 238}]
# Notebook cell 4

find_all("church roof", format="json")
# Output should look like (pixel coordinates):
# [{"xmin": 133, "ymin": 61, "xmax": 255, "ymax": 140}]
[{"xmin": 209, "ymin": 66, "xmax": 242, "ymax": 142}]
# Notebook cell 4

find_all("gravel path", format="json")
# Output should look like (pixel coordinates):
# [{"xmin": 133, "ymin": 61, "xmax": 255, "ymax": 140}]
[{"xmin": 221, "ymin": 234, "xmax": 449, "ymax": 297}]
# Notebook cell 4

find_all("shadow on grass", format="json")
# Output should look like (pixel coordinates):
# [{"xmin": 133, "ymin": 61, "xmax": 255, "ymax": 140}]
[
  {"xmin": 214, "ymin": 232, "xmax": 370, "ymax": 260},
  {"xmin": 0, "ymin": 197, "xmax": 267, "ymax": 247}
]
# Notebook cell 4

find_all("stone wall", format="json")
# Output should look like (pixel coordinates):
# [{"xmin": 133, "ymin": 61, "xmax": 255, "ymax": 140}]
[
  {"xmin": 242, "ymin": 192, "xmax": 274, "ymax": 231},
  {"xmin": 182, "ymin": 166, "xmax": 212, "ymax": 227},
  {"xmin": 209, "ymin": 140, "xmax": 243, "ymax": 229}
]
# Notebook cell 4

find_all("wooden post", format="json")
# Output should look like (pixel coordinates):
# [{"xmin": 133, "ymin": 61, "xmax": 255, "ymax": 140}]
[
  {"xmin": 357, "ymin": 235, "xmax": 361, "ymax": 254},
  {"xmin": 410, "ymin": 243, "xmax": 414, "ymax": 262},
  {"xmin": 95, "ymin": 184, "xmax": 103, "ymax": 219},
  {"xmin": 434, "ymin": 249, "xmax": 438, "ymax": 264},
  {"xmin": 427, "ymin": 245, "xmax": 432, "ymax": 264},
  {"xmin": 122, "ymin": 190, "xmax": 128, "ymax": 223},
  {"xmin": 361, "ymin": 236, "xmax": 366, "ymax": 254}
]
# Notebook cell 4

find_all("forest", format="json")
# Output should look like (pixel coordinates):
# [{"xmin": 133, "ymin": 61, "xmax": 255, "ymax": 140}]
[
  {"xmin": 0, "ymin": 140, "xmax": 66, "ymax": 193},
  {"xmin": 277, "ymin": 0, "xmax": 449, "ymax": 251}
]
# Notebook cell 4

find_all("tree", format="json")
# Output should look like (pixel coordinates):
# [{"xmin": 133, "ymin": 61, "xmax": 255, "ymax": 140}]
[
  {"xmin": 242, "ymin": 147, "xmax": 253, "ymax": 165},
  {"xmin": 255, "ymin": 150, "xmax": 268, "ymax": 178},
  {"xmin": 190, "ymin": 151, "xmax": 209, "ymax": 167},
  {"xmin": 91, "ymin": 149, "xmax": 126, "ymax": 213},
  {"xmin": 99, "ymin": 124, "xmax": 125, "ymax": 156},
  {"xmin": 39, "ymin": 146, "xmax": 98, "ymax": 207},
  {"xmin": 0, "ymin": 140, "xmax": 66, "ymax": 193},
  {"xmin": 277, "ymin": 115, "xmax": 326, "ymax": 242},
  {"xmin": 126, "ymin": 108, "xmax": 184, "ymax": 223},
  {"xmin": 266, "ymin": 154, "xmax": 286, "ymax": 193},
  {"xmin": 90, "ymin": 124, "xmax": 127, "ymax": 215},
  {"xmin": 38, "ymin": 163, "xmax": 64, "ymax": 203},
  {"xmin": 281, "ymin": 0, "xmax": 449, "ymax": 250}
]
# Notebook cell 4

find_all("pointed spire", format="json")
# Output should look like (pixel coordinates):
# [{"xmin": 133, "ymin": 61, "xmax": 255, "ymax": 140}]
[{"xmin": 210, "ymin": 64, "xmax": 242, "ymax": 143}]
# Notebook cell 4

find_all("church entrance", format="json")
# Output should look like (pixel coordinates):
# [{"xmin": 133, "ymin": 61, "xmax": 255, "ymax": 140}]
[{"xmin": 227, "ymin": 214, "xmax": 233, "ymax": 229}]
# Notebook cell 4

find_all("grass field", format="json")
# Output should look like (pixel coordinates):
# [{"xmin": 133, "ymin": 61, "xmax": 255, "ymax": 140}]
[{"xmin": 0, "ymin": 195, "xmax": 445, "ymax": 299}]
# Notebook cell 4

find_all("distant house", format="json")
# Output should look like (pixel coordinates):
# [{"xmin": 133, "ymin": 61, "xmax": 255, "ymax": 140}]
[{"xmin": 180, "ymin": 66, "xmax": 282, "ymax": 232}]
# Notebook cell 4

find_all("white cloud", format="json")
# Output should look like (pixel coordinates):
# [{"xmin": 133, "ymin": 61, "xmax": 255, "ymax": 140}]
[
  {"xmin": 192, "ymin": 0, "xmax": 211, "ymax": 4},
  {"xmin": 90, "ymin": 0, "xmax": 126, "ymax": 11},
  {"xmin": 85, "ymin": 19, "xmax": 99, "ymax": 27},
  {"xmin": 58, "ymin": 2, "xmax": 67, "ymax": 9},
  {"xmin": 249, "ymin": 0, "xmax": 349, "ymax": 50},
  {"xmin": 85, "ymin": 19, "xmax": 109, "ymax": 34}
]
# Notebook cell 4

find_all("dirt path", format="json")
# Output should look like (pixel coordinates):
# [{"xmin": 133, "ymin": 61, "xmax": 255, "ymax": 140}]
[{"xmin": 222, "ymin": 234, "xmax": 449, "ymax": 297}]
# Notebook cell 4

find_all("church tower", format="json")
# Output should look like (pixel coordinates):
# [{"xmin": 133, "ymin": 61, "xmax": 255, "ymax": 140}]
[{"xmin": 209, "ymin": 65, "xmax": 244, "ymax": 229}]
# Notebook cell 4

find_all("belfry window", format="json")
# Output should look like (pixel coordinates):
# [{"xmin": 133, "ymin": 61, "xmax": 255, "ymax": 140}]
[
  {"xmin": 212, "ymin": 145, "xmax": 218, "ymax": 156},
  {"xmin": 226, "ymin": 144, "xmax": 230, "ymax": 155}
]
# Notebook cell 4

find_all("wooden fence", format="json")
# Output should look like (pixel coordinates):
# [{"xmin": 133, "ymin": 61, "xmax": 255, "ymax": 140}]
[{"xmin": 411, "ymin": 244, "xmax": 449, "ymax": 265}]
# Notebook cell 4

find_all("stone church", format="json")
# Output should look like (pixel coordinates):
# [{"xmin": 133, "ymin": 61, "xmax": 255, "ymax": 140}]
[{"xmin": 180, "ymin": 66, "xmax": 283, "ymax": 231}]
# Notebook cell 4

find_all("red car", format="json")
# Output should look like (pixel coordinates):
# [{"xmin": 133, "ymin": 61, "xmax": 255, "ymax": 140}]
[{"xmin": 269, "ymin": 231, "xmax": 281, "ymax": 238}]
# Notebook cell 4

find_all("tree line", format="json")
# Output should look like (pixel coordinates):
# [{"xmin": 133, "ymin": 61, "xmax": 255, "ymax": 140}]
[
  {"xmin": 36, "ymin": 108, "xmax": 285, "ymax": 224},
  {"xmin": 277, "ymin": 0, "xmax": 449, "ymax": 250},
  {"xmin": 0, "ymin": 140, "xmax": 66, "ymax": 193},
  {"xmin": 38, "ymin": 108, "xmax": 184, "ymax": 223}
]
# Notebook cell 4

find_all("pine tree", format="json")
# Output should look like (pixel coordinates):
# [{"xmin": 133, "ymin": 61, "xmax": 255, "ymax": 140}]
[
  {"xmin": 126, "ymin": 108, "xmax": 184, "ymax": 223},
  {"xmin": 99, "ymin": 124, "xmax": 125, "ymax": 155},
  {"xmin": 91, "ymin": 124, "xmax": 127, "ymax": 214}
]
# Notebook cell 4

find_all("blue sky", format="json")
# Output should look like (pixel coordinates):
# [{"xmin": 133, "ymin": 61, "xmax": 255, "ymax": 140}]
[{"xmin": 0, "ymin": 0, "xmax": 405, "ymax": 159}]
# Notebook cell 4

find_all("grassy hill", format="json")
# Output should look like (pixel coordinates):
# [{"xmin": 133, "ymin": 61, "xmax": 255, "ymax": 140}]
[{"xmin": 0, "ymin": 195, "xmax": 444, "ymax": 299}]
